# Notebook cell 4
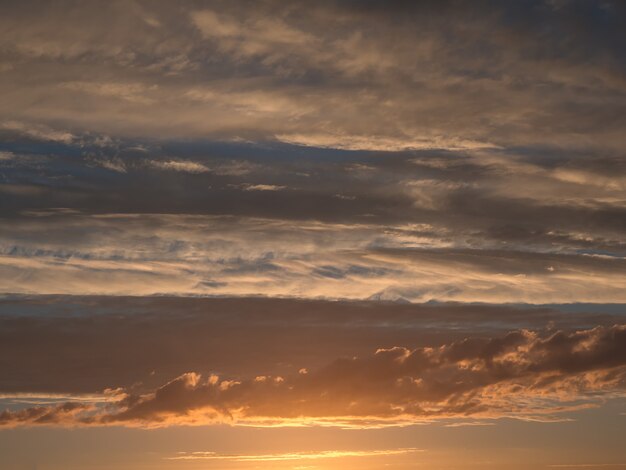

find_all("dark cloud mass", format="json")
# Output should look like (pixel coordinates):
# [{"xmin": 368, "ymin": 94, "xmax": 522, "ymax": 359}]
[
  {"xmin": 1, "ymin": 296, "xmax": 622, "ymax": 394},
  {"xmin": 0, "ymin": 296, "xmax": 624, "ymax": 429},
  {"xmin": 1, "ymin": 319, "xmax": 624, "ymax": 428}
]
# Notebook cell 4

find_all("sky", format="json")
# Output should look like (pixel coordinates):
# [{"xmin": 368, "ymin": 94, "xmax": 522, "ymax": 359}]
[{"xmin": 0, "ymin": 0, "xmax": 625, "ymax": 469}]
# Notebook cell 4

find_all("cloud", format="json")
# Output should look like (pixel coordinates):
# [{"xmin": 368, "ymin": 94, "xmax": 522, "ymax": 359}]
[
  {"xmin": 167, "ymin": 447, "xmax": 422, "ymax": 461},
  {"xmin": 148, "ymin": 159, "xmax": 210, "ymax": 173},
  {"xmin": 60, "ymin": 81, "xmax": 158, "ymax": 105},
  {"xmin": 95, "ymin": 157, "xmax": 127, "ymax": 173},
  {"xmin": 239, "ymin": 183, "xmax": 286, "ymax": 191},
  {"xmin": 0, "ymin": 1, "xmax": 623, "ymax": 150},
  {"xmin": 1, "ymin": 212, "xmax": 625, "ymax": 302},
  {"xmin": 0, "ymin": 121, "xmax": 74, "ymax": 144},
  {"xmin": 190, "ymin": 9, "xmax": 314, "ymax": 57},
  {"xmin": 275, "ymin": 133, "xmax": 498, "ymax": 152},
  {"xmin": 1, "ymin": 324, "xmax": 624, "ymax": 428},
  {"xmin": 0, "ymin": 2, "xmax": 624, "ymax": 298},
  {"xmin": 0, "ymin": 402, "xmax": 93, "ymax": 428},
  {"xmin": 3, "ymin": 295, "xmax": 622, "ymax": 396}
]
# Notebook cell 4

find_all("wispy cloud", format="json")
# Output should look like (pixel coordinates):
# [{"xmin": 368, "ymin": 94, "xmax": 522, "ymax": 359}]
[
  {"xmin": 276, "ymin": 133, "xmax": 499, "ymax": 152},
  {"xmin": 0, "ymin": 2, "xmax": 623, "ymax": 150},
  {"xmin": 1, "ymin": 213, "xmax": 625, "ymax": 302},
  {"xmin": 1, "ymin": 121, "xmax": 74, "ymax": 144},
  {"xmin": 168, "ymin": 448, "xmax": 422, "ymax": 461},
  {"xmin": 148, "ymin": 159, "xmax": 210, "ymax": 173},
  {"xmin": 238, "ymin": 183, "xmax": 286, "ymax": 191}
]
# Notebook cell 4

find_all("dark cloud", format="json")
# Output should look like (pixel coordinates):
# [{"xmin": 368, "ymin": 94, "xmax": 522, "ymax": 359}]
[
  {"xmin": 0, "ymin": 295, "xmax": 623, "ymax": 394},
  {"xmin": 0, "ymin": 402, "xmax": 91, "ymax": 428},
  {"xmin": 1, "ymin": 322, "xmax": 624, "ymax": 428}
]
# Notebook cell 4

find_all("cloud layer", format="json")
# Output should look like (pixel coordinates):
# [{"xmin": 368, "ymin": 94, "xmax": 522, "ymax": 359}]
[
  {"xmin": 1, "ymin": 320, "xmax": 624, "ymax": 428},
  {"xmin": 0, "ymin": 1, "xmax": 624, "ymax": 151},
  {"xmin": 3, "ymin": 296, "xmax": 622, "ymax": 395},
  {"xmin": 1, "ymin": 210, "xmax": 624, "ymax": 302},
  {"xmin": 1, "ymin": 1, "xmax": 625, "ymax": 303}
]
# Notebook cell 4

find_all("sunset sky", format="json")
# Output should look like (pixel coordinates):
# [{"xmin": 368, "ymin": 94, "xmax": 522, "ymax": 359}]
[{"xmin": 0, "ymin": 1, "xmax": 625, "ymax": 469}]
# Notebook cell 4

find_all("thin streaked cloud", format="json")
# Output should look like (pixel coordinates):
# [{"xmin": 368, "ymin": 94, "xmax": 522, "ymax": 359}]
[{"xmin": 168, "ymin": 448, "xmax": 422, "ymax": 462}]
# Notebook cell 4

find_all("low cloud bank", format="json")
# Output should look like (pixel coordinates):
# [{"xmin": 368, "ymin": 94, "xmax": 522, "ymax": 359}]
[{"xmin": 2, "ymin": 324, "xmax": 624, "ymax": 428}]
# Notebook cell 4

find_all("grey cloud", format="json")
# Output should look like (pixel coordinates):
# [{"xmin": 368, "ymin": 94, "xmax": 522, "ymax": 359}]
[
  {"xmin": 0, "ymin": 211, "xmax": 625, "ymax": 302},
  {"xmin": 0, "ymin": 1, "xmax": 623, "ymax": 151},
  {"xmin": 313, "ymin": 264, "xmax": 393, "ymax": 280}
]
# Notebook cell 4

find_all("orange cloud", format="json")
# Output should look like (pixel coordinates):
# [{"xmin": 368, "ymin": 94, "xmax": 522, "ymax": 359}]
[
  {"xmin": 168, "ymin": 448, "xmax": 422, "ymax": 462},
  {"xmin": 1, "ymin": 325, "xmax": 624, "ymax": 428}
]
